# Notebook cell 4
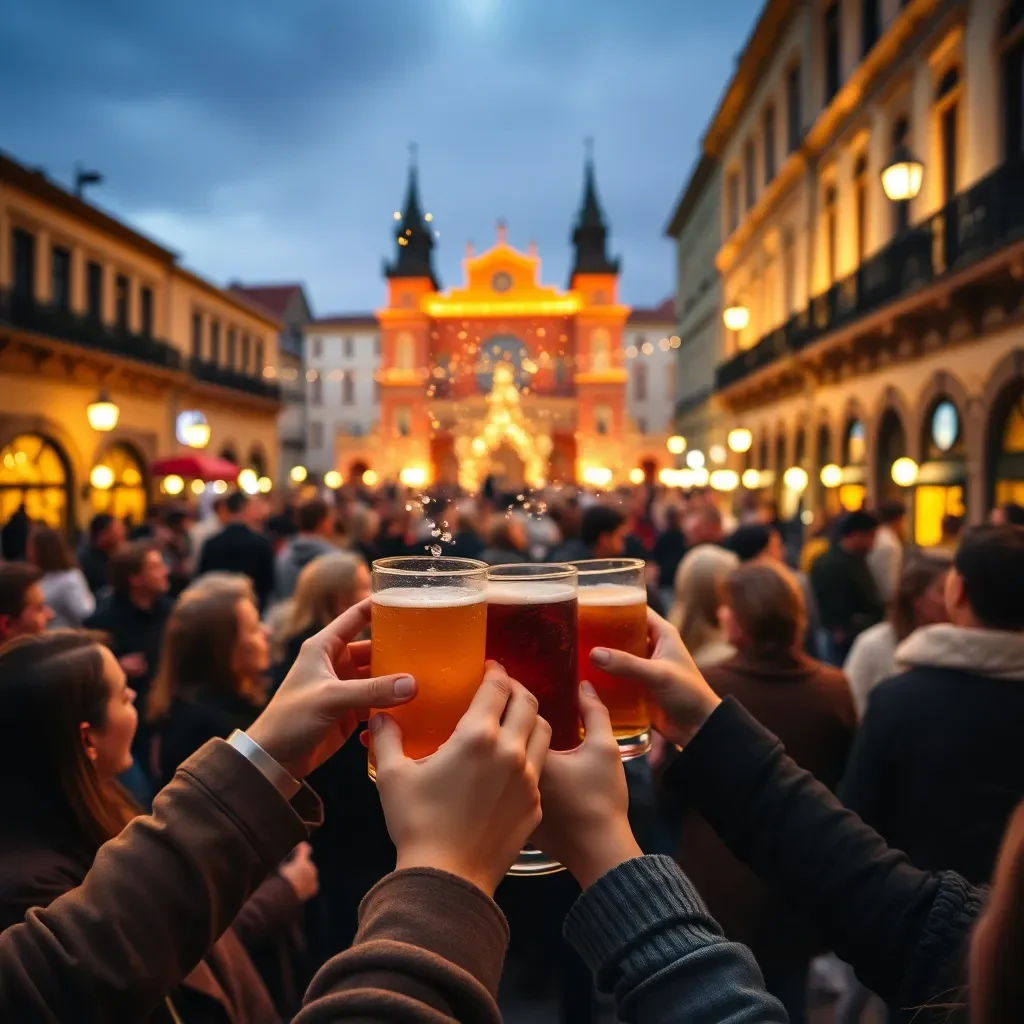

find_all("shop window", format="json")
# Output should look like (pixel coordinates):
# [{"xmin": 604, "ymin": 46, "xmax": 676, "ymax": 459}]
[{"xmin": 0, "ymin": 433, "xmax": 70, "ymax": 530}]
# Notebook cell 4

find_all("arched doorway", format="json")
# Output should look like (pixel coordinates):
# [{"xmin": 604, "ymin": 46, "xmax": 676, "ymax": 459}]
[
  {"xmin": 816, "ymin": 422, "xmax": 838, "ymax": 514},
  {"xmin": 220, "ymin": 444, "xmax": 239, "ymax": 466},
  {"xmin": 0, "ymin": 433, "xmax": 73, "ymax": 530},
  {"xmin": 840, "ymin": 417, "xmax": 867, "ymax": 510},
  {"xmin": 249, "ymin": 446, "xmax": 267, "ymax": 479},
  {"xmin": 915, "ymin": 397, "xmax": 966, "ymax": 545},
  {"xmin": 875, "ymin": 408, "xmax": 908, "ymax": 506},
  {"xmin": 989, "ymin": 379, "xmax": 1024, "ymax": 509},
  {"xmin": 91, "ymin": 442, "xmax": 148, "ymax": 527}
]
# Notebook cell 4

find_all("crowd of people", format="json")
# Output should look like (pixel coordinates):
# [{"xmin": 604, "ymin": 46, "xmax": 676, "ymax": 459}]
[{"xmin": 0, "ymin": 480, "xmax": 1022, "ymax": 1023}]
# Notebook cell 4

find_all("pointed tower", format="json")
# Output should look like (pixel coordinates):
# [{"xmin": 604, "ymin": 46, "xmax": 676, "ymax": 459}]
[
  {"xmin": 377, "ymin": 145, "xmax": 438, "ymax": 485},
  {"xmin": 569, "ymin": 142, "xmax": 620, "ymax": 284}
]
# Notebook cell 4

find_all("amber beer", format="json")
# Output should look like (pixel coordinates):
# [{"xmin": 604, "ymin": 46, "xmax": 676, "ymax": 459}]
[
  {"xmin": 575, "ymin": 559, "xmax": 651, "ymax": 759},
  {"xmin": 369, "ymin": 557, "xmax": 488, "ymax": 769}
]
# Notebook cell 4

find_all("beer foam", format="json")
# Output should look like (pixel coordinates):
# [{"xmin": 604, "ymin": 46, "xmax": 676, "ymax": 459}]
[
  {"xmin": 577, "ymin": 583, "xmax": 647, "ymax": 606},
  {"xmin": 486, "ymin": 581, "xmax": 577, "ymax": 605},
  {"xmin": 372, "ymin": 586, "xmax": 487, "ymax": 608}
]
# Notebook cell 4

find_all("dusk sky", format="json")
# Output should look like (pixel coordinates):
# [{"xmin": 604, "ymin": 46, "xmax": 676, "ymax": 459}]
[{"xmin": 1, "ymin": 0, "xmax": 762, "ymax": 316}]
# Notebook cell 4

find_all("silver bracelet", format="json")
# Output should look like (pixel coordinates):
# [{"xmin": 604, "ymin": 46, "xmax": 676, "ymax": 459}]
[{"xmin": 226, "ymin": 730, "xmax": 301, "ymax": 801}]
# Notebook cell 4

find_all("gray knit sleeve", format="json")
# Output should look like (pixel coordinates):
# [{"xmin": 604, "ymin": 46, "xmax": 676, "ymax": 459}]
[{"xmin": 564, "ymin": 855, "xmax": 788, "ymax": 1024}]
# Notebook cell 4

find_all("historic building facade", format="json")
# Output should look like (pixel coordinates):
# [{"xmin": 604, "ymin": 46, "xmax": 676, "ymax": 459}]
[
  {"xmin": 623, "ymin": 297, "xmax": 678, "ymax": 439},
  {"xmin": 0, "ymin": 151, "xmax": 281, "ymax": 532},
  {"xmin": 324, "ymin": 159, "xmax": 669, "ymax": 491},
  {"xmin": 686, "ymin": 0, "xmax": 1024, "ymax": 542}
]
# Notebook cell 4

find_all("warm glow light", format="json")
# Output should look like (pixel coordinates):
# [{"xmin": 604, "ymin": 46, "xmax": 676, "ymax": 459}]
[
  {"xmin": 691, "ymin": 468, "xmax": 710, "ymax": 487},
  {"xmin": 86, "ymin": 393, "xmax": 119, "ymax": 432},
  {"xmin": 324, "ymin": 470, "xmax": 343, "ymax": 489},
  {"xmin": 686, "ymin": 449, "xmax": 705, "ymax": 470},
  {"xmin": 741, "ymin": 468, "xmax": 762, "ymax": 490},
  {"xmin": 425, "ymin": 213, "xmax": 433, "ymax": 222},
  {"xmin": 891, "ymin": 457, "xmax": 919, "ymax": 487},
  {"xmin": 666, "ymin": 435, "xmax": 687, "ymax": 455},
  {"xmin": 399, "ymin": 466, "xmax": 429, "ymax": 488},
  {"xmin": 723, "ymin": 305, "xmax": 751, "ymax": 332},
  {"xmin": 190, "ymin": 479, "xmax": 206, "ymax": 496},
  {"xmin": 257, "ymin": 476, "xmax": 273, "ymax": 494},
  {"xmin": 238, "ymin": 468, "xmax": 259, "ymax": 495},
  {"xmin": 89, "ymin": 464, "xmax": 114, "ymax": 490},
  {"xmin": 581, "ymin": 466, "xmax": 613, "ymax": 489},
  {"xmin": 709, "ymin": 444, "xmax": 727, "ymax": 465},
  {"xmin": 820, "ymin": 463, "xmax": 843, "ymax": 489},
  {"xmin": 212, "ymin": 480, "xmax": 228, "ymax": 495},
  {"xmin": 628, "ymin": 467, "xmax": 646, "ymax": 485},
  {"xmin": 881, "ymin": 146, "xmax": 924, "ymax": 203},
  {"xmin": 361, "ymin": 469, "xmax": 379, "ymax": 487},
  {"xmin": 123, "ymin": 467, "xmax": 141, "ymax": 487},
  {"xmin": 163, "ymin": 474, "xmax": 185, "ymax": 496},
  {"xmin": 709, "ymin": 469, "xmax": 739, "ymax": 492},
  {"xmin": 728, "ymin": 427, "xmax": 753, "ymax": 454},
  {"xmin": 658, "ymin": 468, "xmax": 679, "ymax": 487},
  {"xmin": 783, "ymin": 466, "xmax": 809, "ymax": 492},
  {"xmin": 393, "ymin": 212, "xmax": 401, "ymax": 220},
  {"xmin": 290, "ymin": 465, "xmax": 308, "ymax": 484}
]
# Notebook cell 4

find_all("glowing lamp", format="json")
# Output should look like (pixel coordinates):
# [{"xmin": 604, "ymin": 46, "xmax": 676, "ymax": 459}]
[
  {"xmin": 190, "ymin": 479, "xmax": 206, "ymax": 496},
  {"xmin": 709, "ymin": 469, "xmax": 739, "ymax": 492},
  {"xmin": 212, "ymin": 480, "xmax": 228, "ymax": 495},
  {"xmin": 658, "ymin": 468, "xmax": 679, "ymax": 487},
  {"xmin": 324, "ymin": 470, "xmax": 343, "ymax": 489},
  {"xmin": 361, "ymin": 469, "xmax": 379, "ymax": 487},
  {"xmin": 741, "ymin": 468, "xmax": 762, "ymax": 490},
  {"xmin": 581, "ymin": 466, "xmax": 613, "ymax": 489},
  {"xmin": 881, "ymin": 146, "xmax": 924, "ymax": 203},
  {"xmin": 686, "ymin": 449, "xmax": 705, "ymax": 470},
  {"xmin": 728, "ymin": 427, "xmax": 753, "ymax": 454},
  {"xmin": 666, "ymin": 435, "xmax": 687, "ymax": 455},
  {"xmin": 628, "ymin": 467, "xmax": 646, "ymax": 485},
  {"xmin": 820, "ymin": 463, "xmax": 843, "ymax": 489},
  {"xmin": 399, "ymin": 466, "xmax": 428, "ymax": 488},
  {"xmin": 723, "ymin": 305, "xmax": 751, "ymax": 332},
  {"xmin": 691, "ymin": 468, "xmax": 710, "ymax": 487},
  {"xmin": 163, "ymin": 474, "xmax": 185, "ymax": 496},
  {"xmin": 176, "ymin": 410, "xmax": 211, "ymax": 450},
  {"xmin": 86, "ymin": 392, "xmax": 119, "ymax": 432},
  {"xmin": 783, "ymin": 466, "xmax": 809, "ymax": 492},
  {"xmin": 237, "ymin": 468, "xmax": 259, "ymax": 495},
  {"xmin": 290, "ymin": 465, "xmax": 308, "ymax": 484},
  {"xmin": 257, "ymin": 476, "xmax": 273, "ymax": 494},
  {"xmin": 90, "ymin": 464, "xmax": 114, "ymax": 490},
  {"xmin": 891, "ymin": 457, "xmax": 919, "ymax": 487},
  {"xmin": 709, "ymin": 444, "xmax": 727, "ymax": 465}
]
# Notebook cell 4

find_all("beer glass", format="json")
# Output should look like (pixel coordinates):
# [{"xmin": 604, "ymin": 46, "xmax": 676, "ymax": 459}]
[
  {"xmin": 369, "ymin": 556, "xmax": 488, "ymax": 775},
  {"xmin": 573, "ymin": 558, "xmax": 651, "ymax": 760},
  {"xmin": 486, "ymin": 563, "xmax": 579, "ymax": 876}
]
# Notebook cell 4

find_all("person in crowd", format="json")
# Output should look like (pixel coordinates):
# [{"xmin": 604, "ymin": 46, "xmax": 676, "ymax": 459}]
[
  {"xmin": 0, "ymin": 561, "xmax": 53, "ymax": 645},
  {"xmin": 841, "ymin": 524, "xmax": 1024, "ymax": 886},
  {"xmin": 160, "ymin": 507, "xmax": 196, "ymax": 595},
  {"xmin": 478, "ymin": 513, "xmax": 528, "ymax": 565},
  {"xmin": 683, "ymin": 503, "xmax": 724, "ymax": 549},
  {"xmin": 148, "ymin": 576, "xmax": 271, "ymax": 781},
  {"xmin": 651, "ymin": 504, "xmax": 686, "ymax": 597},
  {"xmin": 191, "ymin": 492, "xmax": 231, "ymax": 562},
  {"xmin": 78, "ymin": 513, "xmax": 126, "ymax": 596},
  {"xmin": 868, "ymin": 500, "xmax": 907, "ymax": 606},
  {"xmin": 810, "ymin": 509, "xmax": 885, "ymax": 663},
  {"xmin": 275, "ymin": 498, "xmax": 337, "ymax": 602},
  {"xmin": 446, "ymin": 500, "xmax": 485, "ymax": 561},
  {"xmin": 991, "ymin": 501, "xmax": 1024, "ymax": 525},
  {"xmin": 30, "ymin": 526, "xmax": 96, "ymax": 628},
  {"xmin": 375, "ymin": 508, "xmax": 413, "ymax": 559},
  {"xmin": 799, "ymin": 513, "xmax": 834, "ymax": 575},
  {"xmin": 934, "ymin": 512, "xmax": 965, "ymax": 555},
  {"xmin": 197, "ymin": 491, "xmax": 276, "ymax": 612},
  {"xmin": 347, "ymin": 503, "xmax": 381, "ymax": 567},
  {"xmin": 580, "ymin": 504, "xmax": 628, "ymax": 558},
  {"xmin": 670, "ymin": 562, "xmax": 856, "ymax": 1022},
  {"xmin": 0, "ymin": 502, "xmax": 30, "ymax": 561},
  {"xmin": 548, "ymin": 498, "xmax": 591, "ymax": 562},
  {"xmin": 843, "ymin": 551, "xmax": 951, "ymax": 717},
  {"xmin": 668, "ymin": 544, "xmax": 738, "ymax": 669}
]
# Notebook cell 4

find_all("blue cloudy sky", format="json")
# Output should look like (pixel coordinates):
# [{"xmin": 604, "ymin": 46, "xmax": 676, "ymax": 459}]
[{"xmin": 1, "ymin": 0, "xmax": 762, "ymax": 315}]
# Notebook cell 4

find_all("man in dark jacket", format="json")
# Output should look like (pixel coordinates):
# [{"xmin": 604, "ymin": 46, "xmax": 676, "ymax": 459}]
[
  {"xmin": 275, "ymin": 497, "xmax": 336, "ymax": 601},
  {"xmin": 841, "ymin": 523, "xmax": 1024, "ymax": 887},
  {"xmin": 78, "ymin": 513, "xmax": 126, "ymax": 596},
  {"xmin": 810, "ymin": 509, "xmax": 884, "ymax": 663},
  {"xmin": 197, "ymin": 491, "xmax": 275, "ymax": 611}
]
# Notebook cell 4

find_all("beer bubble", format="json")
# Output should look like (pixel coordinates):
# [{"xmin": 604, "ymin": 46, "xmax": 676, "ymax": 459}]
[
  {"xmin": 441, "ymin": 531, "xmax": 452, "ymax": 543},
  {"xmin": 421, "ymin": 496, "xmax": 430, "ymax": 505},
  {"xmin": 429, "ymin": 544, "xmax": 442, "ymax": 557}
]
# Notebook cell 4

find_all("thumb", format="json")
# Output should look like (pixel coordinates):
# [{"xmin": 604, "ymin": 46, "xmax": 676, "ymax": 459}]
[
  {"xmin": 370, "ymin": 712, "xmax": 406, "ymax": 772},
  {"xmin": 579, "ymin": 681, "xmax": 614, "ymax": 740},
  {"xmin": 321, "ymin": 673, "xmax": 417, "ymax": 717},
  {"xmin": 590, "ymin": 646, "xmax": 653, "ymax": 682}
]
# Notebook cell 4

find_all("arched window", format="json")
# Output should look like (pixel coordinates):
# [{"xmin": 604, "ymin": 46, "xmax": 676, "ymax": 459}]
[
  {"xmin": 249, "ymin": 447, "xmax": 267, "ymax": 478},
  {"xmin": 591, "ymin": 328, "xmax": 611, "ymax": 371},
  {"xmin": 395, "ymin": 332, "xmax": 415, "ymax": 372},
  {"xmin": 0, "ymin": 433, "xmax": 72, "ymax": 530},
  {"xmin": 845, "ymin": 418, "xmax": 866, "ymax": 465},
  {"xmin": 875, "ymin": 408, "xmax": 908, "ymax": 504},
  {"xmin": 90, "ymin": 443, "xmax": 147, "ymax": 527}
]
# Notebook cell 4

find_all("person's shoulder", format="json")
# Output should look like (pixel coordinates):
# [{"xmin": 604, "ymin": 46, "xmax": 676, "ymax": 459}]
[{"xmin": 0, "ymin": 842, "xmax": 83, "ymax": 929}]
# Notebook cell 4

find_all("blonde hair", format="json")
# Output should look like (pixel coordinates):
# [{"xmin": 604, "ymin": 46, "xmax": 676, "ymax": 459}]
[
  {"xmin": 669, "ymin": 545, "xmax": 739, "ymax": 659},
  {"xmin": 284, "ymin": 552, "xmax": 364, "ymax": 640}
]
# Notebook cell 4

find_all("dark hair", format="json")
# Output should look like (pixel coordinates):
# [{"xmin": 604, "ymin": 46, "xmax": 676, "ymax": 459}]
[
  {"xmin": 838, "ymin": 509, "xmax": 880, "ymax": 538},
  {"xmin": 724, "ymin": 524, "xmax": 774, "ymax": 563},
  {"xmin": 297, "ymin": 498, "xmax": 331, "ymax": 533},
  {"xmin": 941, "ymin": 514, "xmax": 965, "ymax": 541},
  {"xmin": 890, "ymin": 551, "xmax": 951, "ymax": 642},
  {"xmin": 0, "ymin": 561, "xmax": 42, "ymax": 618},
  {"xmin": 0, "ymin": 632, "xmax": 136, "ymax": 851},
  {"xmin": 581, "ymin": 506, "xmax": 626, "ymax": 549},
  {"xmin": 1003, "ymin": 503, "xmax": 1024, "ymax": 526},
  {"xmin": 225, "ymin": 491, "xmax": 248, "ymax": 515},
  {"xmin": 108, "ymin": 541, "xmax": 159, "ymax": 598},
  {"xmin": 954, "ymin": 524, "xmax": 1024, "ymax": 630},
  {"xmin": 877, "ymin": 500, "xmax": 907, "ymax": 525},
  {"xmin": 31, "ymin": 527, "xmax": 75, "ymax": 573},
  {"xmin": 721, "ymin": 562, "xmax": 805, "ymax": 654},
  {"xmin": 89, "ymin": 514, "xmax": 115, "ymax": 541}
]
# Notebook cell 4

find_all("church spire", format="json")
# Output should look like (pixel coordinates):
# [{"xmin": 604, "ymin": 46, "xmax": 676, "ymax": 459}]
[
  {"xmin": 569, "ymin": 139, "xmax": 620, "ymax": 284},
  {"xmin": 385, "ymin": 143, "xmax": 440, "ymax": 289}
]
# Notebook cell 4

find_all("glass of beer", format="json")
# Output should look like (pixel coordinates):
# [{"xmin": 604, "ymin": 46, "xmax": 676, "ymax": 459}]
[
  {"xmin": 486, "ymin": 563, "xmax": 579, "ymax": 876},
  {"xmin": 573, "ymin": 558, "xmax": 651, "ymax": 760},
  {"xmin": 369, "ymin": 556, "xmax": 488, "ymax": 776}
]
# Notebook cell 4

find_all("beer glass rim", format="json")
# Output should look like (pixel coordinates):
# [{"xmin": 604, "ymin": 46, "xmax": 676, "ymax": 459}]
[
  {"xmin": 372, "ymin": 555, "xmax": 488, "ymax": 578},
  {"xmin": 571, "ymin": 558, "xmax": 646, "ymax": 577},
  {"xmin": 487, "ymin": 562, "xmax": 578, "ymax": 582}
]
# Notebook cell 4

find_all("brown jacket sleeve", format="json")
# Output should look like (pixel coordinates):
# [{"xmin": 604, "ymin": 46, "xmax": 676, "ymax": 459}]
[
  {"xmin": 232, "ymin": 873, "xmax": 302, "ymax": 949},
  {"xmin": 0, "ymin": 739, "xmax": 321, "ymax": 1024},
  {"xmin": 295, "ymin": 868, "xmax": 508, "ymax": 1024}
]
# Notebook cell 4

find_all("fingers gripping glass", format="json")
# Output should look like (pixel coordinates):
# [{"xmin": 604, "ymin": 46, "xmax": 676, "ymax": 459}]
[{"xmin": 486, "ymin": 563, "xmax": 579, "ymax": 877}]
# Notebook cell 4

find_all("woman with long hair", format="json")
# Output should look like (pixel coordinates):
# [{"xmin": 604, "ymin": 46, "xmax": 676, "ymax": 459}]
[
  {"xmin": 282, "ymin": 553, "xmax": 369, "ymax": 664},
  {"xmin": 30, "ymin": 526, "xmax": 95, "ymax": 628},
  {"xmin": 668, "ymin": 544, "xmax": 739, "ymax": 669}
]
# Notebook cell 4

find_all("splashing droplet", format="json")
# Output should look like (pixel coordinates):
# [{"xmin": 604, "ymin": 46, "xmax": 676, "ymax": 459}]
[
  {"xmin": 421, "ymin": 495, "xmax": 430, "ymax": 505},
  {"xmin": 429, "ymin": 544, "xmax": 442, "ymax": 558},
  {"xmin": 441, "ymin": 531, "xmax": 452, "ymax": 543},
  {"xmin": 431, "ymin": 529, "xmax": 441, "ymax": 538}
]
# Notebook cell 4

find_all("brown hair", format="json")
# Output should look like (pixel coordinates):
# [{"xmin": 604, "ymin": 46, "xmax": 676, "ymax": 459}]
[
  {"xmin": 146, "ymin": 584, "xmax": 250, "ymax": 722},
  {"xmin": 669, "ymin": 545, "xmax": 738, "ymax": 656},
  {"xmin": 0, "ymin": 632, "xmax": 136, "ymax": 852},
  {"xmin": 296, "ymin": 497, "xmax": 332, "ymax": 534},
  {"xmin": 0, "ymin": 561, "xmax": 42, "ymax": 618},
  {"xmin": 721, "ymin": 562, "xmax": 806, "ymax": 654},
  {"xmin": 108, "ymin": 541, "xmax": 159, "ymax": 598},
  {"xmin": 31, "ymin": 527, "xmax": 76, "ymax": 573},
  {"xmin": 890, "ymin": 551, "xmax": 952, "ymax": 643},
  {"xmin": 285, "ymin": 552, "xmax": 363, "ymax": 639}
]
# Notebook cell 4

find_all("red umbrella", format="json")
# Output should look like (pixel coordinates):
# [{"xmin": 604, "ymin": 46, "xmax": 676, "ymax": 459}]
[{"xmin": 151, "ymin": 454, "xmax": 239, "ymax": 482}]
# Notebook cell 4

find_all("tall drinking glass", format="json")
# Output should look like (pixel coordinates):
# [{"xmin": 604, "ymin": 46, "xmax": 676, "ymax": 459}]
[
  {"xmin": 573, "ymin": 558, "xmax": 651, "ymax": 760},
  {"xmin": 486, "ymin": 563, "xmax": 579, "ymax": 876},
  {"xmin": 369, "ymin": 556, "xmax": 488, "ymax": 777}
]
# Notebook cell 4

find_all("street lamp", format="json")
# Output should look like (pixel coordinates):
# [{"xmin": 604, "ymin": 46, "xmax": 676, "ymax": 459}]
[
  {"xmin": 324, "ymin": 470, "xmax": 342, "ymax": 489},
  {"xmin": 686, "ymin": 449, "xmax": 705, "ymax": 470},
  {"xmin": 290, "ymin": 465, "xmax": 308, "ymax": 484},
  {"xmin": 783, "ymin": 466, "xmax": 809, "ymax": 492},
  {"xmin": 891, "ymin": 457, "xmax": 919, "ymax": 487},
  {"xmin": 666, "ymin": 435, "xmax": 687, "ymax": 455},
  {"xmin": 86, "ymin": 392, "xmax": 119, "ymax": 432},
  {"xmin": 881, "ymin": 145, "xmax": 924, "ymax": 203},
  {"xmin": 741, "ymin": 468, "xmax": 761, "ymax": 490},
  {"xmin": 89, "ymin": 464, "xmax": 114, "ymax": 490},
  {"xmin": 820, "ymin": 463, "xmax": 843, "ymax": 489},
  {"xmin": 723, "ymin": 304, "xmax": 751, "ymax": 332},
  {"xmin": 709, "ymin": 469, "xmax": 739, "ymax": 492},
  {"xmin": 727, "ymin": 427, "xmax": 753, "ymax": 454}
]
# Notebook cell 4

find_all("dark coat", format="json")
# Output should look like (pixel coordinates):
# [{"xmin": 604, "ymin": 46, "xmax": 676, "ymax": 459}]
[
  {"xmin": 671, "ymin": 649, "xmax": 856, "ymax": 973},
  {"xmin": 197, "ymin": 523, "xmax": 275, "ymax": 611},
  {"xmin": 810, "ymin": 543, "xmax": 885, "ymax": 658},
  {"xmin": 651, "ymin": 528, "xmax": 686, "ymax": 589},
  {"xmin": 79, "ymin": 544, "xmax": 112, "ymax": 596}
]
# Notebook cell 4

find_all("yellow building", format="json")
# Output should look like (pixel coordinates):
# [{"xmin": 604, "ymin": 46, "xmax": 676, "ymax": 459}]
[
  {"xmin": 688, "ymin": 0, "xmax": 1024, "ymax": 543},
  {"xmin": 0, "ymin": 151, "xmax": 282, "ymax": 532}
]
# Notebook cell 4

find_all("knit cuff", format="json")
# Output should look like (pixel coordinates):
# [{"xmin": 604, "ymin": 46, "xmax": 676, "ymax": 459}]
[{"xmin": 564, "ymin": 855, "xmax": 722, "ymax": 982}]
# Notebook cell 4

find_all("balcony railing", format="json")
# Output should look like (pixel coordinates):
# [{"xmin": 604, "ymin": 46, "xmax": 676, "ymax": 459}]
[
  {"xmin": 716, "ymin": 156, "xmax": 1024, "ymax": 391},
  {"xmin": 189, "ymin": 356, "xmax": 282, "ymax": 401},
  {"xmin": 0, "ymin": 289, "xmax": 183, "ymax": 370}
]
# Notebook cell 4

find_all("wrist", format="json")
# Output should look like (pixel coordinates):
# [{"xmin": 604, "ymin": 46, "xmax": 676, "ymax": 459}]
[
  {"xmin": 395, "ymin": 850, "xmax": 497, "ymax": 898},
  {"xmin": 244, "ymin": 718, "xmax": 300, "ymax": 781},
  {"xmin": 565, "ymin": 822, "xmax": 643, "ymax": 891}
]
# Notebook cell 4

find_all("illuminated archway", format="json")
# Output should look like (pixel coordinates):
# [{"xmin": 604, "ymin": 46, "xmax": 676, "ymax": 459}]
[
  {"xmin": 90, "ymin": 442, "xmax": 148, "ymax": 526},
  {"xmin": 0, "ymin": 433, "xmax": 72, "ymax": 530}
]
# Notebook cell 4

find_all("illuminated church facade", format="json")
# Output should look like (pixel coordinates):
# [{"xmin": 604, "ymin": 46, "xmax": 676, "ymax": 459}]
[{"xmin": 326, "ymin": 159, "xmax": 671, "ymax": 492}]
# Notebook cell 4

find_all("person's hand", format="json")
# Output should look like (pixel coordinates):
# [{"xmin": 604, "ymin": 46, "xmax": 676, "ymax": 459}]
[
  {"xmin": 532, "ymin": 683, "xmax": 643, "ymax": 890},
  {"xmin": 590, "ymin": 608, "xmax": 721, "ymax": 747},
  {"xmin": 279, "ymin": 842, "xmax": 319, "ymax": 902},
  {"xmin": 247, "ymin": 598, "xmax": 416, "ymax": 780},
  {"xmin": 372, "ymin": 662, "xmax": 551, "ymax": 898},
  {"xmin": 119, "ymin": 653, "xmax": 148, "ymax": 678}
]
